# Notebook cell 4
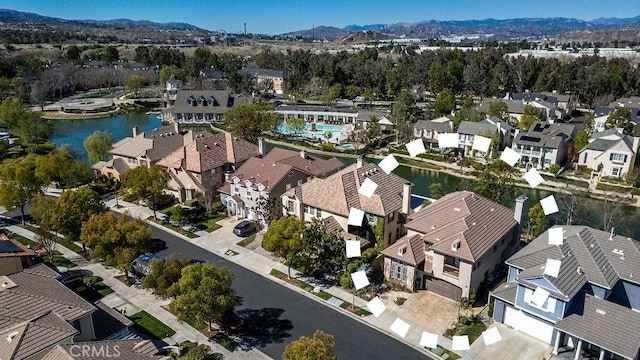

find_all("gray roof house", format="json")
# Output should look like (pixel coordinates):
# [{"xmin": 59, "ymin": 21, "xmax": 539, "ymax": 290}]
[
  {"xmin": 511, "ymin": 121, "xmax": 577, "ymax": 168},
  {"xmin": 413, "ymin": 117, "xmax": 453, "ymax": 149},
  {"xmin": 491, "ymin": 225, "xmax": 640, "ymax": 359},
  {"xmin": 457, "ymin": 118, "xmax": 512, "ymax": 155},
  {"xmin": 161, "ymin": 90, "xmax": 251, "ymax": 123},
  {"xmin": 593, "ymin": 106, "xmax": 640, "ymax": 134},
  {"xmin": 578, "ymin": 128, "xmax": 640, "ymax": 178}
]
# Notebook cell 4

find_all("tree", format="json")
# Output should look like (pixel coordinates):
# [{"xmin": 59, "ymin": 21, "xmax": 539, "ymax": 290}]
[
  {"xmin": 66, "ymin": 45, "xmax": 82, "ymax": 63},
  {"xmin": 84, "ymin": 130, "xmax": 114, "ymax": 164},
  {"xmin": 262, "ymin": 216, "xmax": 305, "ymax": 279},
  {"xmin": 54, "ymin": 186, "xmax": 107, "ymax": 243},
  {"xmin": 36, "ymin": 148, "xmax": 93, "ymax": 187},
  {"xmin": 102, "ymin": 45, "xmax": 120, "ymax": 64},
  {"xmin": 159, "ymin": 65, "xmax": 183, "ymax": 85},
  {"xmin": 527, "ymin": 203, "xmax": 548, "ymax": 238},
  {"xmin": 168, "ymin": 262, "xmax": 237, "ymax": 330},
  {"xmin": 282, "ymin": 330, "xmax": 337, "ymax": 360},
  {"xmin": 518, "ymin": 105, "xmax": 540, "ymax": 132},
  {"xmin": 605, "ymin": 108, "xmax": 634, "ymax": 135},
  {"xmin": 29, "ymin": 195, "xmax": 58, "ymax": 232},
  {"xmin": 473, "ymin": 160, "xmax": 519, "ymax": 207},
  {"xmin": 0, "ymin": 97, "xmax": 30, "ymax": 129},
  {"xmin": 30, "ymin": 80, "xmax": 52, "ymax": 111},
  {"xmin": 487, "ymin": 101, "xmax": 509, "ymax": 120},
  {"xmin": 0, "ymin": 160, "xmax": 44, "ymax": 224},
  {"xmin": 121, "ymin": 165, "xmax": 170, "ymax": 219},
  {"xmin": 142, "ymin": 253, "xmax": 190, "ymax": 298},
  {"xmin": 572, "ymin": 130, "xmax": 589, "ymax": 154},
  {"xmin": 125, "ymin": 75, "xmax": 146, "ymax": 97},
  {"xmin": 255, "ymin": 196, "xmax": 282, "ymax": 227},
  {"xmin": 222, "ymin": 103, "xmax": 282, "ymax": 142},
  {"xmin": 320, "ymin": 84, "xmax": 341, "ymax": 108},
  {"xmin": 429, "ymin": 183, "xmax": 446, "ymax": 199},
  {"xmin": 299, "ymin": 218, "xmax": 346, "ymax": 280},
  {"xmin": 433, "ymin": 89, "xmax": 456, "ymax": 117},
  {"xmin": 392, "ymin": 90, "xmax": 417, "ymax": 143},
  {"xmin": 80, "ymin": 210, "xmax": 153, "ymax": 279},
  {"xmin": 35, "ymin": 226, "xmax": 58, "ymax": 261},
  {"xmin": 179, "ymin": 344, "xmax": 211, "ymax": 360},
  {"xmin": 286, "ymin": 117, "xmax": 307, "ymax": 135}
]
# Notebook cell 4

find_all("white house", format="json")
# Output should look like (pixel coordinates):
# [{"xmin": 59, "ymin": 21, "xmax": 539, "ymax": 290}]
[{"xmin": 578, "ymin": 129, "xmax": 640, "ymax": 178}]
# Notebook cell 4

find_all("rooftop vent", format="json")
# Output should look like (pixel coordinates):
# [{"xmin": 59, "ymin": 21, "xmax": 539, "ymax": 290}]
[
  {"xmin": 577, "ymin": 266, "xmax": 583, "ymax": 275},
  {"xmin": 609, "ymin": 227, "xmax": 615, "ymax": 240},
  {"xmin": 6, "ymin": 331, "xmax": 19, "ymax": 343},
  {"xmin": 452, "ymin": 240, "xmax": 461, "ymax": 251},
  {"xmin": 453, "ymin": 207, "xmax": 461, "ymax": 212},
  {"xmin": 595, "ymin": 308, "xmax": 606, "ymax": 316},
  {"xmin": 398, "ymin": 246, "xmax": 407, "ymax": 256},
  {"xmin": 612, "ymin": 249, "xmax": 624, "ymax": 256}
]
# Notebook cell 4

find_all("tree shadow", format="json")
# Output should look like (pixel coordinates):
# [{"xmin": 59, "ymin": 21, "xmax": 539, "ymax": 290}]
[
  {"xmin": 236, "ymin": 307, "xmax": 292, "ymax": 347},
  {"xmin": 150, "ymin": 238, "xmax": 166, "ymax": 252}
]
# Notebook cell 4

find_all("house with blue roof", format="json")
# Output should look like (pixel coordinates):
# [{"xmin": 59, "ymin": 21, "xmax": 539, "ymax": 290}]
[{"xmin": 491, "ymin": 225, "xmax": 640, "ymax": 360}]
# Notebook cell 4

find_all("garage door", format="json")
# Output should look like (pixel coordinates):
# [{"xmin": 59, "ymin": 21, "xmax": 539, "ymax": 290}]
[
  {"xmin": 504, "ymin": 306, "xmax": 554, "ymax": 344},
  {"xmin": 423, "ymin": 276, "xmax": 462, "ymax": 300}
]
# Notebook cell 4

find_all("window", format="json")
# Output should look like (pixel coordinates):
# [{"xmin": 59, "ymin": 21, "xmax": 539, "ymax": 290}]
[
  {"xmin": 286, "ymin": 183, "xmax": 292, "ymax": 190},
  {"xmin": 583, "ymin": 152, "xmax": 588, "ymax": 164},
  {"xmin": 611, "ymin": 167, "xmax": 621, "ymax": 176},
  {"xmin": 387, "ymin": 212, "xmax": 395, "ymax": 223},
  {"xmin": 544, "ymin": 147, "xmax": 553, "ymax": 153},
  {"xmin": 297, "ymin": 179, "xmax": 303, "ymax": 186},
  {"xmin": 304, "ymin": 205, "xmax": 309, "ymax": 214},
  {"xmin": 309, "ymin": 207, "xmax": 316, "ymax": 216},
  {"xmin": 246, "ymin": 189, "xmax": 252, "ymax": 199},
  {"xmin": 544, "ymin": 158, "xmax": 551, "ymax": 165},
  {"xmin": 523, "ymin": 287, "xmax": 556, "ymax": 313},
  {"xmin": 390, "ymin": 259, "xmax": 408, "ymax": 281},
  {"xmin": 286, "ymin": 200, "xmax": 295, "ymax": 213},
  {"xmin": 366, "ymin": 214, "xmax": 376, "ymax": 224},
  {"xmin": 316, "ymin": 209, "xmax": 322, "ymax": 217},
  {"xmin": 610, "ymin": 153, "xmax": 627, "ymax": 163}
]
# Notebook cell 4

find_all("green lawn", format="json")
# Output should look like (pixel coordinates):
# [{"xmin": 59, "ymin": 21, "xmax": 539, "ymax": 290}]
[
  {"xmin": 11, "ymin": 233, "xmax": 40, "ymax": 249},
  {"xmin": 196, "ymin": 216, "xmax": 223, "ymax": 232},
  {"xmin": 433, "ymin": 345, "xmax": 460, "ymax": 360},
  {"xmin": 94, "ymin": 281, "xmax": 114, "ymax": 296},
  {"xmin": 314, "ymin": 290, "xmax": 333, "ymax": 300},
  {"xmin": 42, "ymin": 253, "xmax": 76, "ymax": 268},
  {"xmin": 236, "ymin": 234, "xmax": 256, "ymax": 247},
  {"xmin": 211, "ymin": 332, "xmax": 238, "ymax": 352},
  {"xmin": 461, "ymin": 321, "xmax": 488, "ymax": 344},
  {"xmin": 270, "ymin": 269, "xmax": 314, "ymax": 291},
  {"xmin": 130, "ymin": 311, "xmax": 175, "ymax": 339},
  {"xmin": 18, "ymin": 225, "xmax": 83, "ymax": 253}
]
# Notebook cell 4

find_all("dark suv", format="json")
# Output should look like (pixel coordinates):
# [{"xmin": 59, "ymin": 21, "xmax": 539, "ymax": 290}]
[{"xmin": 233, "ymin": 220, "xmax": 257, "ymax": 237}]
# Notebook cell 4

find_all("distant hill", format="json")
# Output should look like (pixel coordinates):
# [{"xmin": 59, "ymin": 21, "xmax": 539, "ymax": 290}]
[
  {"xmin": 285, "ymin": 16, "xmax": 640, "ymax": 41},
  {"xmin": 0, "ymin": 8, "xmax": 199, "ymax": 30},
  {"xmin": 282, "ymin": 25, "xmax": 346, "ymax": 39},
  {"xmin": 335, "ymin": 31, "xmax": 393, "ymax": 45}
]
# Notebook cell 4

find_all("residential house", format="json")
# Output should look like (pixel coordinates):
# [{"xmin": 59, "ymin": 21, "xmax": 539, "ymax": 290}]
[
  {"xmin": 199, "ymin": 67, "xmax": 228, "ymax": 89},
  {"xmin": 542, "ymin": 91, "xmax": 576, "ymax": 116},
  {"xmin": 381, "ymin": 192, "xmax": 526, "ymax": 300},
  {"xmin": 164, "ymin": 75, "xmax": 183, "ymax": 106},
  {"xmin": 276, "ymin": 105, "xmax": 360, "ymax": 124},
  {"xmin": 413, "ymin": 117, "xmax": 453, "ymax": 150},
  {"xmin": 42, "ymin": 339, "xmax": 170, "ymax": 360},
  {"xmin": 157, "ymin": 132, "xmax": 259, "ymax": 204},
  {"xmin": 511, "ymin": 121, "xmax": 577, "ymax": 168},
  {"xmin": 478, "ymin": 98, "xmax": 526, "ymax": 126},
  {"xmin": 161, "ymin": 90, "xmax": 251, "ymax": 123},
  {"xmin": 505, "ymin": 91, "xmax": 560, "ymax": 121},
  {"xmin": 593, "ymin": 106, "xmax": 640, "ymax": 134},
  {"xmin": 0, "ymin": 264, "xmax": 97, "ymax": 359},
  {"xmin": 238, "ymin": 68, "xmax": 285, "ymax": 94},
  {"xmin": 377, "ymin": 115, "xmax": 395, "ymax": 134},
  {"xmin": 578, "ymin": 128, "xmax": 640, "ymax": 178},
  {"xmin": 0, "ymin": 235, "xmax": 39, "ymax": 276},
  {"xmin": 491, "ymin": 225, "xmax": 640, "ymax": 360},
  {"xmin": 219, "ymin": 144, "xmax": 343, "ymax": 223},
  {"xmin": 282, "ymin": 157, "xmax": 412, "ymax": 249},
  {"xmin": 95, "ymin": 124, "xmax": 195, "ymax": 181},
  {"xmin": 457, "ymin": 118, "xmax": 511, "ymax": 156}
]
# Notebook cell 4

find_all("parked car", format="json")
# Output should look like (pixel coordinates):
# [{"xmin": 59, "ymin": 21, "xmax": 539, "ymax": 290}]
[{"xmin": 233, "ymin": 220, "xmax": 257, "ymax": 237}]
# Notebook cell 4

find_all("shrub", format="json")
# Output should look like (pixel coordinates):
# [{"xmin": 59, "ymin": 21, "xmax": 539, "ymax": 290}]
[{"xmin": 548, "ymin": 164, "xmax": 561, "ymax": 174}]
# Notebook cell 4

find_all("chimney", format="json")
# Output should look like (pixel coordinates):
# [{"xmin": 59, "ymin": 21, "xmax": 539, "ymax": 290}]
[
  {"xmin": 357, "ymin": 155, "xmax": 363, "ymax": 168},
  {"xmin": 402, "ymin": 181, "xmax": 412, "ymax": 214},
  {"xmin": 300, "ymin": 149, "xmax": 306, "ymax": 159},
  {"xmin": 514, "ymin": 195, "xmax": 528, "ymax": 224},
  {"xmin": 174, "ymin": 122, "xmax": 181, "ymax": 134},
  {"xmin": 258, "ymin": 137, "xmax": 264, "ymax": 157},
  {"xmin": 132, "ymin": 126, "xmax": 140, "ymax": 137},
  {"xmin": 633, "ymin": 137, "xmax": 640, "ymax": 153}
]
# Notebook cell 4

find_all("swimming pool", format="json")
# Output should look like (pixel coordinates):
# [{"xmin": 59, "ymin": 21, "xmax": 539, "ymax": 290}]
[
  {"xmin": 276, "ymin": 123, "xmax": 345, "ymax": 134},
  {"xmin": 341, "ymin": 144, "xmax": 356, "ymax": 150},
  {"xmin": 276, "ymin": 122, "xmax": 348, "ymax": 143}
]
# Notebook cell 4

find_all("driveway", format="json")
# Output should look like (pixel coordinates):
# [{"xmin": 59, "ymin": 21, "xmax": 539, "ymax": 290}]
[
  {"xmin": 380, "ymin": 290, "xmax": 459, "ymax": 335},
  {"xmin": 461, "ymin": 323, "xmax": 552, "ymax": 360}
]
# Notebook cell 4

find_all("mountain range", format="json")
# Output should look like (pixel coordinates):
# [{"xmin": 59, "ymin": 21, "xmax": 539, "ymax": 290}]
[{"xmin": 284, "ymin": 16, "xmax": 640, "ymax": 41}]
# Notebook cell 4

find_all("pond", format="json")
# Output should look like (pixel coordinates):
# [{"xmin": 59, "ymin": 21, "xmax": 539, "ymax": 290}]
[
  {"xmin": 51, "ymin": 109, "xmax": 162, "ymax": 162},
  {"xmin": 50, "ymin": 112, "xmax": 640, "ymax": 239}
]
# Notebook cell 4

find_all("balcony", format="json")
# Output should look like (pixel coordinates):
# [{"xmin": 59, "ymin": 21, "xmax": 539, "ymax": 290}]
[{"xmin": 443, "ymin": 264, "xmax": 460, "ymax": 278}]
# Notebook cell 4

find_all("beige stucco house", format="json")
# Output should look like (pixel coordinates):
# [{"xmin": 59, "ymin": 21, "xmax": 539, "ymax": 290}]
[
  {"xmin": 282, "ymin": 157, "xmax": 412, "ymax": 249},
  {"xmin": 219, "ymin": 144, "xmax": 343, "ymax": 223},
  {"xmin": 95, "ymin": 124, "xmax": 195, "ymax": 181},
  {"xmin": 157, "ymin": 132, "xmax": 260, "ymax": 206},
  {"xmin": 382, "ymin": 191, "xmax": 527, "ymax": 300},
  {"xmin": 238, "ymin": 68, "xmax": 285, "ymax": 94}
]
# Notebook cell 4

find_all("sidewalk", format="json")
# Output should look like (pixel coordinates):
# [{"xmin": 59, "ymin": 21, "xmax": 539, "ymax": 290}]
[
  {"xmin": 5, "ymin": 224, "xmax": 269, "ymax": 360},
  {"xmin": 104, "ymin": 199, "xmax": 452, "ymax": 359}
]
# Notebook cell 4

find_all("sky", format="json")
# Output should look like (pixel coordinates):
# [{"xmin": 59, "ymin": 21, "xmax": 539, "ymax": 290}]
[{"xmin": 2, "ymin": 0, "xmax": 640, "ymax": 35}]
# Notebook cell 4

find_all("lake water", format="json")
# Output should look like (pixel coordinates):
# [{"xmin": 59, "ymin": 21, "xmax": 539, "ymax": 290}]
[
  {"xmin": 51, "ymin": 112, "xmax": 640, "ymax": 239},
  {"xmin": 51, "ymin": 109, "xmax": 162, "ymax": 162}
]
